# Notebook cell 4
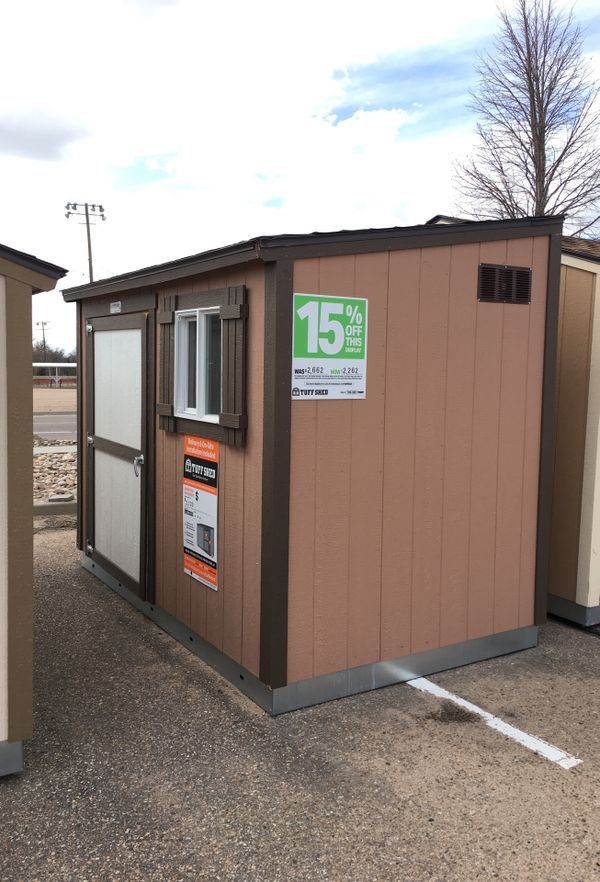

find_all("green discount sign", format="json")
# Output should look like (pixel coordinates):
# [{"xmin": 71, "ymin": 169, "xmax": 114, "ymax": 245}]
[
  {"xmin": 291, "ymin": 294, "xmax": 368, "ymax": 401},
  {"xmin": 293, "ymin": 294, "xmax": 367, "ymax": 359}
]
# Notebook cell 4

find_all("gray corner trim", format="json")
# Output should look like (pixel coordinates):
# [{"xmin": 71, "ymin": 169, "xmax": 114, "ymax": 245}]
[
  {"xmin": 81, "ymin": 556, "xmax": 274, "ymax": 713},
  {"xmin": 547, "ymin": 593, "xmax": 600, "ymax": 626},
  {"xmin": 81, "ymin": 553, "xmax": 538, "ymax": 716},
  {"xmin": 0, "ymin": 740, "xmax": 24, "ymax": 776},
  {"xmin": 271, "ymin": 627, "xmax": 538, "ymax": 713}
]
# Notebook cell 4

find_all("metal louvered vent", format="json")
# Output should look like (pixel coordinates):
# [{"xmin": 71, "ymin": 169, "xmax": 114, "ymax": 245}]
[{"xmin": 478, "ymin": 264, "xmax": 532, "ymax": 305}]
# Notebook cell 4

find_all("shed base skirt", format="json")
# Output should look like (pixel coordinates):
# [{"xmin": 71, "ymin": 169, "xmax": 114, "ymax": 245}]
[
  {"xmin": 0, "ymin": 741, "xmax": 23, "ymax": 777},
  {"xmin": 548, "ymin": 593, "xmax": 600, "ymax": 626},
  {"xmin": 82, "ymin": 556, "xmax": 538, "ymax": 714}
]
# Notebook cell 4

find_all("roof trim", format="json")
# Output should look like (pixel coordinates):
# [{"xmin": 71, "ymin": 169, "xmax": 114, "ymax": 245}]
[
  {"xmin": 62, "ymin": 215, "xmax": 564, "ymax": 302},
  {"xmin": 0, "ymin": 243, "xmax": 67, "ymax": 282}
]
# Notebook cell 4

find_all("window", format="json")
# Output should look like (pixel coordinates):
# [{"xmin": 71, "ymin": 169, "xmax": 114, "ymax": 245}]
[
  {"xmin": 174, "ymin": 309, "xmax": 222, "ymax": 421},
  {"xmin": 157, "ymin": 285, "xmax": 248, "ymax": 446}
]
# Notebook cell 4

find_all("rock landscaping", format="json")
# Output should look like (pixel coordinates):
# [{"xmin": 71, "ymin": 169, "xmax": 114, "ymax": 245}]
[{"xmin": 33, "ymin": 446, "xmax": 77, "ymax": 503}]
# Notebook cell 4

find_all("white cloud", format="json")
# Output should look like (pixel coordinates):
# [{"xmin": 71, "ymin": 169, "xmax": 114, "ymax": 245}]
[{"xmin": 0, "ymin": 0, "xmax": 596, "ymax": 352}]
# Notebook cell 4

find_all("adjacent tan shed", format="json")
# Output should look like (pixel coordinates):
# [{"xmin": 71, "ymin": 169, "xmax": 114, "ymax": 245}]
[
  {"xmin": 63, "ymin": 216, "xmax": 562, "ymax": 712},
  {"xmin": 0, "ymin": 244, "xmax": 66, "ymax": 775},
  {"xmin": 548, "ymin": 237, "xmax": 600, "ymax": 625}
]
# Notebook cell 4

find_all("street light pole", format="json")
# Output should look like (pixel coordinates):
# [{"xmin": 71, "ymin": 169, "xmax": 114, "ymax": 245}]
[{"xmin": 65, "ymin": 202, "xmax": 106, "ymax": 283}]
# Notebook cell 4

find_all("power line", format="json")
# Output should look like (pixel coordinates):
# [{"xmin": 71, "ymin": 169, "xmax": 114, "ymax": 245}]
[{"xmin": 65, "ymin": 202, "xmax": 106, "ymax": 282}]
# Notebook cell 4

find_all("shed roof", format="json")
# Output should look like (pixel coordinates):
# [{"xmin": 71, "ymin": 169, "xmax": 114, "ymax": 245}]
[
  {"xmin": 0, "ymin": 242, "xmax": 67, "ymax": 291},
  {"xmin": 425, "ymin": 214, "xmax": 469, "ymax": 225},
  {"xmin": 62, "ymin": 215, "xmax": 563, "ymax": 302},
  {"xmin": 562, "ymin": 236, "xmax": 600, "ymax": 264}
]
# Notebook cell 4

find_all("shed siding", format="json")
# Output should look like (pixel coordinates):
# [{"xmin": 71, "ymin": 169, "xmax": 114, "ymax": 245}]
[
  {"xmin": 154, "ymin": 263, "xmax": 264, "ymax": 676},
  {"xmin": 287, "ymin": 238, "xmax": 548, "ymax": 683},
  {"xmin": 549, "ymin": 264, "xmax": 595, "ymax": 603}
]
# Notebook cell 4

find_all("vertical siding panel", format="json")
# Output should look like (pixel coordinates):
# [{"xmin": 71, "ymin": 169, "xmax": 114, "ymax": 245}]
[
  {"xmin": 380, "ymin": 249, "xmax": 420, "ymax": 660},
  {"xmin": 519, "ymin": 236, "xmax": 549, "ymax": 626},
  {"xmin": 549, "ymin": 267, "xmax": 594, "ymax": 602},
  {"xmin": 188, "ymin": 275, "xmax": 210, "ymax": 639},
  {"xmin": 287, "ymin": 259, "xmax": 319, "ymax": 682},
  {"xmin": 154, "ymin": 316, "xmax": 165, "ymax": 609},
  {"xmin": 241, "ymin": 264, "xmax": 264, "ymax": 675},
  {"xmin": 151, "ymin": 267, "xmax": 263, "ymax": 667},
  {"xmin": 204, "ymin": 273, "xmax": 227, "ymax": 651},
  {"xmin": 347, "ymin": 253, "xmax": 388, "ymax": 667},
  {"xmin": 494, "ymin": 238, "xmax": 534, "ymax": 633},
  {"xmin": 154, "ymin": 423, "xmax": 165, "ymax": 608},
  {"xmin": 468, "ymin": 240, "xmax": 507, "ymax": 639},
  {"xmin": 220, "ymin": 268, "xmax": 246, "ymax": 665},
  {"xmin": 175, "ymin": 432, "xmax": 192, "ymax": 625},
  {"xmin": 161, "ymin": 429, "xmax": 179, "ymax": 617},
  {"xmin": 411, "ymin": 247, "xmax": 451, "ymax": 653},
  {"xmin": 313, "ymin": 255, "xmax": 355, "ymax": 677},
  {"xmin": 439, "ymin": 243, "xmax": 479, "ymax": 647},
  {"xmin": 175, "ymin": 280, "xmax": 193, "ymax": 627},
  {"xmin": 222, "ymin": 442, "xmax": 246, "ymax": 661}
]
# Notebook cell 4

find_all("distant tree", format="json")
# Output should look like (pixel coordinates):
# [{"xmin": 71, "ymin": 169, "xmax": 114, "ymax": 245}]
[
  {"xmin": 32, "ymin": 340, "xmax": 68, "ymax": 363},
  {"xmin": 456, "ymin": 0, "xmax": 600, "ymax": 234}
]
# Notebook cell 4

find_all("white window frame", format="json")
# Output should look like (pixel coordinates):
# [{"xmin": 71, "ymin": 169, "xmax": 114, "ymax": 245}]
[{"xmin": 174, "ymin": 307, "xmax": 221, "ymax": 422}]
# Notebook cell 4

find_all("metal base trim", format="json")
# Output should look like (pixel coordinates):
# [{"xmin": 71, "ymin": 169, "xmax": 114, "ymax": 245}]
[
  {"xmin": 81, "ymin": 555, "xmax": 274, "ymax": 712},
  {"xmin": 548, "ymin": 593, "xmax": 600, "ymax": 626},
  {"xmin": 0, "ymin": 740, "xmax": 24, "ymax": 776},
  {"xmin": 83, "ymin": 556, "xmax": 537, "ymax": 715},
  {"xmin": 272, "ymin": 626, "xmax": 538, "ymax": 713}
]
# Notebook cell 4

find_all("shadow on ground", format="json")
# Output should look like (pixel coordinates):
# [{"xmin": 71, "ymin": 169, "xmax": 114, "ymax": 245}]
[{"xmin": 2, "ymin": 526, "xmax": 600, "ymax": 881}]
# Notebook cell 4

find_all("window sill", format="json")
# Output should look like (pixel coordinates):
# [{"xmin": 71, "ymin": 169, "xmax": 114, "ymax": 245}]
[{"xmin": 161, "ymin": 414, "xmax": 246, "ymax": 447}]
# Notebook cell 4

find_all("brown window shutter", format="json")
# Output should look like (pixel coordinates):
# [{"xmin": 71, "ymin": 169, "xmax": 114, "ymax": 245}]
[
  {"xmin": 219, "ymin": 285, "xmax": 248, "ymax": 446},
  {"xmin": 157, "ymin": 293, "xmax": 176, "ymax": 431}
]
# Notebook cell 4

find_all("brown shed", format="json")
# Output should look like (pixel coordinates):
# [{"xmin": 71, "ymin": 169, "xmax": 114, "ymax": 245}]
[
  {"xmin": 0, "ymin": 243, "xmax": 66, "ymax": 775},
  {"xmin": 63, "ymin": 216, "xmax": 562, "ymax": 713},
  {"xmin": 548, "ymin": 237, "xmax": 600, "ymax": 625}
]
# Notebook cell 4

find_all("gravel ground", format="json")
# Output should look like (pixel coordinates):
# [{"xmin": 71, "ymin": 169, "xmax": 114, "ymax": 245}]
[
  {"xmin": 2, "ymin": 528, "xmax": 600, "ymax": 881},
  {"xmin": 33, "ymin": 439, "xmax": 76, "ymax": 502}
]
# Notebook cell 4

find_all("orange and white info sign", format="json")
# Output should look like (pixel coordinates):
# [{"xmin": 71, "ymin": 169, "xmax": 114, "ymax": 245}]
[{"xmin": 182, "ymin": 436, "xmax": 219, "ymax": 590}]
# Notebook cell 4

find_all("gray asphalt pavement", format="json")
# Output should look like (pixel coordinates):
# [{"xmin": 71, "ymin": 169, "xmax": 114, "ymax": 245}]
[
  {"xmin": 33, "ymin": 412, "xmax": 76, "ymax": 442},
  {"xmin": 3, "ymin": 525, "xmax": 600, "ymax": 881}
]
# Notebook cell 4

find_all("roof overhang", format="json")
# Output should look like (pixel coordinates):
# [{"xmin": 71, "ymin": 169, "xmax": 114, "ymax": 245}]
[
  {"xmin": 62, "ymin": 215, "xmax": 564, "ymax": 303},
  {"xmin": 0, "ymin": 243, "xmax": 67, "ymax": 293}
]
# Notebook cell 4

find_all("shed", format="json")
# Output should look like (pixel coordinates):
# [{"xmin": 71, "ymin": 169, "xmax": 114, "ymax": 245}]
[
  {"xmin": 63, "ymin": 216, "xmax": 562, "ymax": 713},
  {"xmin": 548, "ymin": 236, "xmax": 600, "ymax": 625},
  {"xmin": 0, "ymin": 244, "xmax": 66, "ymax": 775}
]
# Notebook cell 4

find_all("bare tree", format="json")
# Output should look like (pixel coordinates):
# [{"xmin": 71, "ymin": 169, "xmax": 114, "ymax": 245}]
[{"xmin": 456, "ymin": 0, "xmax": 600, "ymax": 234}]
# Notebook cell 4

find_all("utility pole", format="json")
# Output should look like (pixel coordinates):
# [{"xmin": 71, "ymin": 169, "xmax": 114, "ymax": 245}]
[
  {"xmin": 65, "ymin": 202, "xmax": 106, "ymax": 282},
  {"xmin": 35, "ymin": 321, "xmax": 50, "ymax": 365}
]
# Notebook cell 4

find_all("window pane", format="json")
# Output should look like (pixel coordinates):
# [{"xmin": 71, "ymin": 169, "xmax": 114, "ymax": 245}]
[
  {"xmin": 205, "ymin": 313, "xmax": 221, "ymax": 415},
  {"xmin": 187, "ymin": 319, "xmax": 197, "ymax": 409}
]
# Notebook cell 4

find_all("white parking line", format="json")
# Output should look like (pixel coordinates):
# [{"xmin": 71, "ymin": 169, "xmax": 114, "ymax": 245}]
[{"xmin": 408, "ymin": 677, "xmax": 582, "ymax": 770}]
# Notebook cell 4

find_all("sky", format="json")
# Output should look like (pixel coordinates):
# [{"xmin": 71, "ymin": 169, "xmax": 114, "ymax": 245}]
[{"xmin": 0, "ymin": 0, "xmax": 599, "ymax": 354}]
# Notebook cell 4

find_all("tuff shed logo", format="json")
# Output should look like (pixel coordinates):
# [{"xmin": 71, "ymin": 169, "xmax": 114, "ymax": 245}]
[
  {"xmin": 292, "ymin": 387, "xmax": 300, "ymax": 397},
  {"xmin": 183, "ymin": 455, "xmax": 218, "ymax": 488}
]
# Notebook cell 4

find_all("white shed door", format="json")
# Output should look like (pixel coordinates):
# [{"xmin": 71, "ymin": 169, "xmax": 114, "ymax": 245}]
[{"xmin": 88, "ymin": 313, "xmax": 147, "ymax": 595}]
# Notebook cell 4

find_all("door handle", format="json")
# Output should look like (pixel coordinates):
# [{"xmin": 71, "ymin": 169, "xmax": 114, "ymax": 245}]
[{"xmin": 133, "ymin": 454, "xmax": 144, "ymax": 477}]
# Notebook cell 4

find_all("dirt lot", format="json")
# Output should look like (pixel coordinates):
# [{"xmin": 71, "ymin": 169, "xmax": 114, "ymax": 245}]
[
  {"xmin": 33, "ymin": 389, "xmax": 77, "ymax": 414},
  {"xmin": 2, "ymin": 525, "xmax": 600, "ymax": 882}
]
